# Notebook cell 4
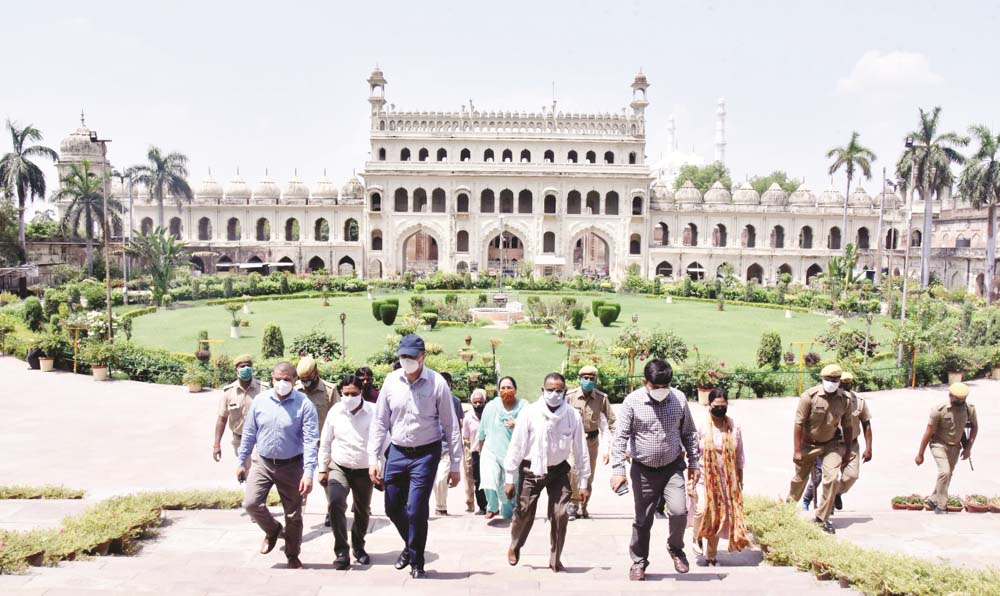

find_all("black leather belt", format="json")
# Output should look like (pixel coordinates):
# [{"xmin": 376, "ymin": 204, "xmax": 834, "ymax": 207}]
[
  {"xmin": 586, "ymin": 430, "xmax": 600, "ymax": 440},
  {"xmin": 392, "ymin": 441, "xmax": 441, "ymax": 456},
  {"xmin": 258, "ymin": 453, "xmax": 303, "ymax": 466}
]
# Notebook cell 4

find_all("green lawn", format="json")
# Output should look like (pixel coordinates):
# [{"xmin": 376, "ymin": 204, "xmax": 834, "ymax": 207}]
[{"xmin": 130, "ymin": 292, "xmax": 893, "ymax": 388}]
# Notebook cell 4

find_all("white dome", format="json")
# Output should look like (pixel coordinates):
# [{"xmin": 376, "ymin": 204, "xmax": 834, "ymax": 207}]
[
  {"xmin": 849, "ymin": 185, "xmax": 872, "ymax": 207},
  {"xmin": 703, "ymin": 181, "xmax": 732, "ymax": 204},
  {"xmin": 789, "ymin": 184, "xmax": 816, "ymax": 206},
  {"xmin": 674, "ymin": 180, "xmax": 703, "ymax": 204},
  {"xmin": 760, "ymin": 182, "xmax": 788, "ymax": 206},
  {"xmin": 197, "ymin": 174, "xmax": 223, "ymax": 199},
  {"xmin": 818, "ymin": 185, "xmax": 844, "ymax": 207},
  {"xmin": 224, "ymin": 173, "xmax": 250, "ymax": 200},
  {"xmin": 732, "ymin": 181, "xmax": 760, "ymax": 205},
  {"xmin": 340, "ymin": 175, "xmax": 364, "ymax": 200},
  {"xmin": 874, "ymin": 191, "xmax": 902, "ymax": 210},
  {"xmin": 311, "ymin": 175, "xmax": 338, "ymax": 200},
  {"xmin": 283, "ymin": 175, "xmax": 309, "ymax": 200},
  {"xmin": 253, "ymin": 175, "xmax": 280, "ymax": 200},
  {"xmin": 59, "ymin": 122, "xmax": 100, "ymax": 157}
]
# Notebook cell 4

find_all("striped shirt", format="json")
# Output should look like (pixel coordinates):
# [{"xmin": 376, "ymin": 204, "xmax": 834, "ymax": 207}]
[{"xmin": 610, "ymin": 387, "xmax": 700, "ymax": 475}]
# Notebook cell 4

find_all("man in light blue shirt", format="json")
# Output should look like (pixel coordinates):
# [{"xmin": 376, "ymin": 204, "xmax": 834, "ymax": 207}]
[
  {"xmin": 237, "ymin": 361, "xmax": 318, "ymax": 569},
  {"xmin": 368, "ymin": 335, "xmax": 461, "ymax": 578}
]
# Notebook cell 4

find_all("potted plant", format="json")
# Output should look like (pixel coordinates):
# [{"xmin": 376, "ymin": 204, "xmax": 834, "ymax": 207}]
[
  {"xmin": 162, "ymin": 294, "xmax": 174, "ymax": 309},
  {"xmin": 36, "ymin": 331, "xmax": 69, "ymax": 373},
  {"xmin": 242, "ymin": 296, "xmax": 251, "ymax": 314},
  {"xmin": 946, "ymin": 496, "xmax": 964, "ymax": 513},
  {"xmin": 940, "ymin": 349, "xmax": 969, "ymax": 384},
  {"xmin": 989, "ymin": 496, "xmax": 1000, "ymax": 513},
  {"xmin": 989, "ymin": 347, "xmax": 1000, "ymax": 381},
  {"xmin": 890, "ymin": 496, "xmax": 908, "ymax": 511},
  {"xmin": 906, "ymin": 494, "xmax": 927, "ymax": 511},
  {"xmin": 182, "ymin": 362, "xmax": 212, "ymax": 393},
  {"xmin": 964, "ymin": 494, "xmax": 989, "ymax": 513},
  {"xmin": 79, "ymin": 340, "xmax": 116, "ymax": 381},
  {"xmin": 464, "ymin": 335, "xmax": 473, "ymax": 347},
  {"xmin": 459, "ymin": 350, "xmax": 474, "ymax": 363},
  {"xmin": 224, "ymin": 303, "xmax": 242, "ymax": 339},
  {"xmin": 240, "ymin": 319, "xmax": 249, "ymax": 327},
  {"xmin": 686, "ymin": 348, "xmax": 727, "ymax": 405}
]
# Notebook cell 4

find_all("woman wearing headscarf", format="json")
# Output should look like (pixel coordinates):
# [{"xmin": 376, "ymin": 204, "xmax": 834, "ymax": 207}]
[{"xmin": 477, "ymin": 376, "xmax": 527, "ymax": 520}]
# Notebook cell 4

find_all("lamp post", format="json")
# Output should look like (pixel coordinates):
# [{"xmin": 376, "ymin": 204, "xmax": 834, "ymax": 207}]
[
  {"xmin": 111, "ymin": 169, "xmax": 133, "ymax": 304},
  {"xmin": 89, "ymin": 130, "xmax": 114, "ymax": 342},
  {"xmin": 339, "ymin": 312, "xmax": 347, "ymax": 358}
]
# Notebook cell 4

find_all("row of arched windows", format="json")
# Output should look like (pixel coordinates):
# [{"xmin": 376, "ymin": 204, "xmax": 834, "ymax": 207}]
[
  {"xmin": 145, "ymin": 216, "xmax": 359, "ymax": 242},
  {"xmin": 377, "ymin": 118, "xmax": 639, "ymax": 137},
  {"xmin": 653, "ymin": 261, "xmax": 826, "ymax": 284},
  {"xmin": 379, "ymin": 188, "xmax": 644, "ymax": 216},
  {"xmin": 650, "ymin": 223, "xmax": 916, "ymax": 251},
  {"xmin": 379, "ymin": 147, "xmax": 638, "ymax": 165}
]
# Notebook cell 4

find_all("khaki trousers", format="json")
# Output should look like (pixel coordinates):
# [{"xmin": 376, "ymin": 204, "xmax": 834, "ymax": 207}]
[
  {"xmin": 463, "ymin": 444, "xmax": 475, "ymax": 511},
  {"xmin": 692, "ymin": 494, "xmax": 720, "ymax": 559},
  {"xmin": 570, "ymin": 435, "xmax": 599, "ymax": 511},
  {"xmin": 510, "ymin": 459, "xmax": 572, "ymax": 567},
  {"xmin": 838, "ymin": 440, "xmax": 862, "ymax": 496},
  {"xmin": 243, "ymin": 456, "xmax": 304, "ymax": 558},
  {"xmin": 787, "ymin": 440, "xmax": 844, "ymax": 522},
  {"xmin": 432, "ymin": 448, "xmax": 451, "ymax": 512},
  {"xmin": 930, "ymin": 442, "xmax": 960, "ymax": 509}
]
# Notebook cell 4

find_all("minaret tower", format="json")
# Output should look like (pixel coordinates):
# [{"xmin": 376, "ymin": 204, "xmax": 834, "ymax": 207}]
[
  {"xmin": 714, "ymin": 97, "xmax": 727, "ymax": 165},
  {"xmin": 667, "ymin": 114, "xmax": 678, "ymax": 151},
  {"xmin": 367, "ymin": 65, "xmax": 387, "ymax": 129},
  {"xmin": 630, "ymin": 70, "xmax": 649, "ymax": 137}
]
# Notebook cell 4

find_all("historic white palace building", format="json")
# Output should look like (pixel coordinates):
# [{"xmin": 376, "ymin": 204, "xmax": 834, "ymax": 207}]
[{"xmin": 54, "ymin": 66, "xmax": 988, "ymax": 292}]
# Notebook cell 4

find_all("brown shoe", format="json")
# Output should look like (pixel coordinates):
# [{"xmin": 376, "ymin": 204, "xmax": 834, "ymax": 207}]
[
  {"xmin": 507, "ymin": 546, "xmax": 519, "ymax": 566},
  {"xmin": 669, "ymin": 549, "xmax": 689, "ymax": 574},
  {"xmin": 286, "ymin": 556, "xmax": 303, "ymax": 569},
  {"xmin": 260, "ymin": 524, "xmax": 282, "ymax": 554},
  {"xmin": 549, "ymin": 561, "xmax": 564, "ymax": 573},
  {"xmin": 629, "ymin": 563, "xmax": 646, "ymax": 581}
]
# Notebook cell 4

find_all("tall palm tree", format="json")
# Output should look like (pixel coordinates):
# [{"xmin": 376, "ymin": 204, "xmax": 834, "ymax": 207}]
[
  {"xmin": 827, "ymin": 131, "xmax": 876, "ymax": 254},
  {"xmin": 125, "ymin": 226, "xmax": 187, "ymax": 306},
  {"xmin": 0, "ymin": 120, "xmax": 58, "ymax": 261},
  {"xmin": 53, "ymin": 161, "xmax": 123, "ymax": 277},
  {"xmin": 897, "ymin": 107, "xmax": 968, "ymax": 287},
  {"xmin": 129, "ymin": 146, "xmax": 193, "ymax": 228},
  {"xmin": 959, "ymin": 125, "xmax": 1000, "ymax": 304}
]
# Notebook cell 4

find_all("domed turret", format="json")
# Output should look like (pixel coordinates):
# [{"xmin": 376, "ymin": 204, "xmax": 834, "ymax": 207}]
[
  {"xmin": 224, "ymin": 172, "xmax": 250, "ymax": 201},
  {"xmin": 849, "ymin": 185, "xmax": 872, "ymax": 207},
  {"xmin": 649, "ymin": 178, "xmax": 674, "ymax": 211},
  {"xmin": 59, "ymin": 113, "xmax": 101, "ymax": 159},
  {"xmin": 732, "ymin": 181, "xmax": 760, "ymax": 205},
  {"xmin": 311, "ymin": 173, "xmax": 338, "ymax": 202},
  {"xmin": 196, "ymin": 173, "xmax": 223, "ymax": 201},
  {"xmin": 283, "ymin": 173, "xmax": 309, "ymax": 201},
  {"xmin": 253, "ymin": 173, "xmax": 280, "ymax": 201},
  {"xmin": 874, "ymin": 190, "xmax": 902, "ymax": 210},
  {"xmin": 818, "ymin": 185, "xmax": 844, "ymax": 207},
  {"xmin": 703, "ymin": 180, "xmax": 732, "ymax": 204},
  {"xmin": 674, "ymin": 180, "xmax": 703, "ymax": 204},
  {"xmin": 340, "ymin": 174, "xmax": 364, "ymax": 205},
  {"xmin": 760, "ymin": 182, "xmax": 788, "ymax": 206},
  {"xmin": 789, "ymin": 183, "xmax": 816, "ymax": 207}
]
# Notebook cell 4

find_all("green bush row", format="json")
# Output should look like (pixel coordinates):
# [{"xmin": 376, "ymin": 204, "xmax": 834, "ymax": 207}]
[
  {"xmin": 0, "ymin": 485, "xmax": 85, "ymax": 500},
  {"xmin": 204, "ymin": 292, "xmax": 349, "ymax": 306},
  {"xmin": 645, "ymin": 293, "xmax": 811, "ymax": 313}
]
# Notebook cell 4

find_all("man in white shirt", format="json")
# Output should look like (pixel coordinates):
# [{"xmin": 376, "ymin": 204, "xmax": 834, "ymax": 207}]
[
  {"xmin": 318, "ymin": 375, "xmax": 375, "ymax": 570},
  {"xmin": 504, "ymin": 372, "xmax": 590, "ymax": 573}
]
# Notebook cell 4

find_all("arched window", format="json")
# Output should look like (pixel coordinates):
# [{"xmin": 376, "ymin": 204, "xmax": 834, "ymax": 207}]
[
  {"xmin": 543, "ymin": 231, "xmax": 555, "ymax": 253},
  {"xmin": 686, "ymin": 261, "xmax": 705, "ymax": 280},
  {"xmin": 436, "ymin": 148, "xmax": 447, "ymax": 161},
  {"xmin": 544, "ymin": 194, "xmax": 557, "ymax": 214},
  {"xmin": 712, "ymin": 224, "xmax": 727, "ymax": 247},
  {"xmin": 683, "ymin": 223, "xmax": 698, "ymax": 247},
  {"xmin": 605, "ymin": 191, "xmax": 619, "ymax": 215},
  {"xmin": 629, "ymin": 234, "xmax": 641, "ymax": 255},
  {"xmin": 344, "ymin": 218, "xmax": 359, "ymax": 242},
  {"xmin": 771, "ymin": 225, "xmax": 785, "ymax": 249},
  {"xmin": 885, "ymin": 228, "xmax": 899, "ymax": 249},
  {"xmin": 806, "ymin": 264, "xmax": 823, "ymax": 285},
  {"xmin": 371, "ymin": 229, "xmax": 383, "ymax": 251},
  {"xmin": 480, "ymin": 189, "xmax": 495, "ymax": 213},
  {"xmin": 911, "ymin": 230, "xmax": 922, "ymax": 247},
  {"xmin": 857, "ymin": 227, "xmax": 870, "ymax": 249},
  {"xmin": 226, "ymin": 218, "xmax": 240, "ymax": 241},
  {"xmin": 544, "ymin": 150, "xmax": 554, "ymax": 163},
  {"xmin": 604, "ymin": 151, "xmax": 615, "ymax": 164},
  {"xmin": 747, "ymin": 263, "xmax": 764, "ymax": 283},
  {"xmin": 585, "ymin": 150, "xmax": 596, "ymax": 163},
  {"xmin": 777, "ymin": 263, "xmax": 793, "ymax": 280},
  {"xmin": 567, "ymin": 190, "xmax": 582, "ymax": 214},
  {"xmin": 799, "ymin": 226, "xmax": 813, "ymax": 249},
  {"xmin": 140, "ymin": 217, "xmax": 154, "ymax": 236},
  {"xmin": 484, "ymin": 148, "xmax": 495, "ymax": 162},
  {"xmin": 338, "ymin": 256, "xmax": 355, "ymax": 275},
  {"xmin": 314, "ymin": 218, "xmax": 329, "ymax": 241},
  {"xmin": 654, "ymin": 223, "xmax": 669, "ymax": 246},
  {"xmin": 742, "ymin": 224, "xmax": 756, "ymax": 248},
  {"xmin": 197, "ymin": 217, "xmax": 212, "ymax": 241},
  {"xmin": 418, "ymin": 148, "xmax": 429, "ymax": 161},
  {"xmin": 520, "ymin": 149, "xmax": 531, "ymax": 163},
  {"xmin": 307, "ymin": 256, "xmax": 325, "ymax": 272},
  {"xmin": 456, "ymin": 230, "xmax": 469, "ymax": 252},
  {"xmin": 394, "ymin": 188, "xmax": 409, "ymax": 212},
  {"xmin": 379, "ymin": 121, "xmax": 385, "ymax": 131},
  {"xmin": 169, "ymin": 217, "xmax": 183, "ymax": 238},
  {"xmin": 517, "ymin": 189, "xmax": 532, "ymax": 213},
  {"xmin": 500, "ymin": 189, "xmax": 515, "ymax": 213},
  {"xmin": 378, "ymin": 148, "xmax": 386, "ymax": 161},
  {"xmin": 656, "ymin": 261, "xmax": 673, "ymax": 277},
  {"xmin": 460, "ymin": 148, "xmax": 471, "ymax": 161},
  {"xmin": 628, "ymin": 152, "xmax": 637, "ymax": 165},
  {"xmin": 370, "ymin": 192, "xmax": 381, "ymax": 212},
  {"xmin": 413, "ymin": 188, "xmax": 428, "ymax": 212},
  {"xmin": 457, "ymin": 193, "xmax": 469, "ymax": 213},
  {"xmin": 502, "ymin": 149, "xmax": 513, "ymax": 162},
  {"xmin": 400, "ymin": 148, "xmax": 411, "ymax": 161},
  {"xmin": 630, "ymin": 196, "xmax": 643, "ymax": 215},
  {"xmin": 431, "ymin": 188, "xmax": 446, "ymax": 212},
  {"xmin": 586, "ymin": 191, "xmax": 600, "ymax": 214},
  {"xmin": 255, "ymin": 218, "xmax": 270, "ymax": 241},
  {"xmin": 285, "ymin": 218, "xmax": 300, "ymax": 241},
  {"xmin": 567, "ymin": 150, "xmax": 578, "ymax": 163},
  {"xmin": 827, "ymin": 227, "xmax": 841, "ymax": 250}
]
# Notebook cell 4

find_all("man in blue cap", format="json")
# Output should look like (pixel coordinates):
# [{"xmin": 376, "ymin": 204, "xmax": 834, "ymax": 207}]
[{"xmin": 368, "ymin": 334, "xmax": 462, "ymax": 578}]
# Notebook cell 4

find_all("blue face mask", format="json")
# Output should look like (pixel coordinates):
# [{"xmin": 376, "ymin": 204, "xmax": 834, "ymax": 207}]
[
  {"xmin": 237, "ymin": 366, "xmax": 253, "ymax": 381},
  {"xmin": 580, "ymin": 379, "xmax": 596, "ymax": 393}
]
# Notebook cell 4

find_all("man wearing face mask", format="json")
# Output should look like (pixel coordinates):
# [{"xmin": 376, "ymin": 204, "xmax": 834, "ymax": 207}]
[
  {"xmin": 786, "ymin": 364, "xmax": 852, "ymax": 535},
  {"xmin": 367, "ymin": 335, "xmax": 461, "ymax": 579},
  {"xmin": 214, "ymin": 355, "xmax": 268, "ymax": 464},
  {"xmin": 295, "ymin": 356, "xmax": 340, "ymax": 525},
  {"xmin": 504, "ymin": 373, "xmax": 588, "ymax": 573},
  {"xmin": 567, "ymin": 364, "xmax": 616, "ymax": 520},
  {"xmin": 236, "ymin": 362, "xmax": 318, "ymax": 569},
  {"xmin": 462, "ymin": 388, "xmax": 489, "ymax": 514},
  {"xmin": 610, "ymin": 358, "xmax": 700, "ymax": 581},
  {"xmin": 915, "ymin": 382, "xmax": 978, "ymax": 514}
]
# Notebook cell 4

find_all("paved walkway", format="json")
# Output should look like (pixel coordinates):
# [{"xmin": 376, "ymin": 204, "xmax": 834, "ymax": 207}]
[{"xmin": 1, "ymin": 355, "xmax": 997, "ymax": 594}]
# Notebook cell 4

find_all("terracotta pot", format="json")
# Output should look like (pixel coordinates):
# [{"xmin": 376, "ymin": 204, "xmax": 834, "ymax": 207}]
[
  {"xmin": 92, "ymin": 366, "xmax": 109, "ymax": 382},
  {"xmin": 964, "ymin": 500, "xmax": 989, "ymax": 513},
  {"xmin": 947, "ymin": 371, "xmax": 963, "ymax": 385},
  {"xmin": 187, "ymin": 383, "xmax": 203, "ymax": 393},
  {"xmin": 25, "ymin": 550, "xmax": 45, "ymax": 566},
  {"xmin": 39, "ymin": 357, "xmax": 55, "ymax": 372},
  {"xmin": 89, "ymin": 540, "xmax": 112, "ymax": 556},
  {"xmin": 697, "ymin": 387, "xmax": 712, "ymax": 406},
  {"xmin": 992, "ymin": 367, "xmax": 1000, "ymax": 381},
  {"xmin": 906, "ymin": 503, "xmax": 925, "ymax": 511},
  {"xmin": 891, "ymin": 501, "xmax": 908, "ymax": 510},
  {"xmin": 946, "ymin": 505, "xmax": 963, "ymax": 513},
  {"xmin": 988, "ymin": 503, "xmax": 1000, "ymax": 513}
]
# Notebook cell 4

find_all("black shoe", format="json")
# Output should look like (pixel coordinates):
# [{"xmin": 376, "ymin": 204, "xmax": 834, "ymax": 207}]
[
  {"xmin": 475, "ymin": 509, "xmax": 487, "ymax": 516},
  {"xmin": 567, "ymin": 503, "xmax": 578, "ymax": 521},
  {"xmin": 333, "ymin": 553, "xmax": 350, "ymax": 570},
  {"xmin": 353, "ymin": 549, "xmax": 371, "ymax": 565},
  {"xmin": 410, "ymin": 567, "xmax": 427, "ymax": 579},
  {"xmin": 814, "ymin": 518, "xmax": 835, "ymax": 534},
  {"xmin": 325, "ymin": 513, "xmax": 331, "ymax": 527},
  {"xmin": 394, "ymin": 550, "xmax": 410, "ymax": 570},
  {"xmin": 934, "ymin": 507, "xmax": 947, "ymax": 515},
  {"xmin": 835, "ymin": 494, "xmax": 843, "ymax": 511}
]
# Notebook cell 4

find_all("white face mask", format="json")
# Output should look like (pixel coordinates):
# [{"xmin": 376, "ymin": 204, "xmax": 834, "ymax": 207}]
[
  {"xmin": 822, "ymin": 380, "xmax": 840, "ymax": 394},
  {"xmin": 648, "ymin": 387, "xmax": 670, "ymax": 402},
  {"xmin": 341, "ymin": 393, "xmax": 362, "ymax": 411},
  {"xmin": 400, "ymin": 357, "xmax": 421, "ymax": 375},
  {"xmin": 543, "ymin": 389, "xmax": 565, "ymax": 408},
  {"xmin": 273, "ymin": 379, "xmax": 293, "ymax": 397}
]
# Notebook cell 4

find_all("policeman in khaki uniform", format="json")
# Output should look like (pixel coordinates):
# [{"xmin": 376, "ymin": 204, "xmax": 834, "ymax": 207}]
[
  {"xmin": 787, "ymin": 364, "xmax": 853, "ymax": 534},
  {"xmin": 835, "ymin": 372, "xmax": 872, "ymax": 506},
  {"xmin": 915, "ymin": 382, "xmax": 978, "ymax": 513},
  {"xmin": 566, "ymin": 365, "xmax": 616, "ymax": 519},
  {"xmin": 213, "ymin": 355, "xmax": 269, "ymax": 463},
  {"xmin": 295, "ymin": 356, "xmax": 341, "ymax": 525}
]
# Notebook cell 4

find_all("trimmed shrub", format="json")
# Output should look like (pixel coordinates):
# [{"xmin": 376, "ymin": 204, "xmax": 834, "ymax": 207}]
[
  {"xmin": 591, "ymin": 299, "xmax": 605, "ymax": 317},
  {"xmin": 223, "ymin": 277, "xmax": 233, "ymax": 299},
  {"xmin": 422, "ymin": 313, "xmax": 439, "ymax": 329},
  {"xmin": 279, "ymin": 275, "xmax": 290, "ymax": 295},
  {"xmin": 289, "ymin": 329, "xmax": 342, "ymax": 360},
  {"xmin": 371, "ymin": 300, "xmax": 384, "ymax": 321},
  {"xmin": 384, "ymin": 297, "xmax": 400, "ymax": 305},
  {"xmin": 561, "ymin": 296, "xmax": 577, "ymax": 308},
  {"xmin": 444, "ymin": 293, "xmax": 458, "ymax": 305},
  {"xmin": 261, "ymin": 324, "xmax": 285, "ymax": 358},
  {"xmin": 410, "ymin": 295, "xmax": 425, "ymax": 314},
  {"xmin": 380, "ymin": 303, "xmax": 399, "ymax": 326},
  {"xmin": 756, "ymin": 331, "xmax": 783, "ymax": 370},
  {"xmin": 22, "ymin": 296, "xmax": 44, "ymax": 331},
  {"xmin": 570, "ymin": 307, "xmax": 585, "ymax": 330},
  {"xmin": 414, "ymin": 283, "xmax": 427, "ymax": 293},
  {"xmin": 477, "ymin": 293, "xmax": 488, "ymax": 307},
  {"xmin": 598, "ymin": 306, "xmax": 617, "ymax": 327},
  {"xmin": 604, "ymin": 302, "xmax": 622, "ymax": 322}
]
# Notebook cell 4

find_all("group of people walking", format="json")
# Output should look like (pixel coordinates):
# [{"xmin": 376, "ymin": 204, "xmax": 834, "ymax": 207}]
[{"xmin": 211, "ymin": 334, "xmax": 979, "ymax": 580}]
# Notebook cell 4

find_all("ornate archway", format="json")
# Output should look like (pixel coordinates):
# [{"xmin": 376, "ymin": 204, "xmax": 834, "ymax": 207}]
[
  {"xmin": 570, "ymin": 227, "xmax": 612, "ymax": 279},
  {"xmin": 402, "ymin": 230, "xmax": 440, "ymax": 274}
]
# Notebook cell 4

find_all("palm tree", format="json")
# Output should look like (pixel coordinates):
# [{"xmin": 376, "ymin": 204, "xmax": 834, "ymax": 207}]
[
  {"xmin": 0, "ymin": 120, "xmax": 58, "ymax": 261},
  {"xmin": 897, "ymin": 107, "xmax": 968, "ymax": 287},
  {"xmin": 959, "ymin": 125, "xmax": 1000, "ymax": 304},
  {"xmin": 129, "ymin": 146, "xmax": 193, "ymax": 228},
  {"xmin": 827, "ymin": 131, "xmax": 876, "ymax": 254},
  {"xmin": 53, "ymin": 161, "xmax": 123, "ymax": 276},
  {"xmin": 125, "ymin": 226, "xmax": 187, "ymax": 305}
]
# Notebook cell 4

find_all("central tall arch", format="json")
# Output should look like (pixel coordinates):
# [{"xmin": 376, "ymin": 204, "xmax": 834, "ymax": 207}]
[
  {"xmin": 570, "ymin": 227, "xmax": 613, "ymax": 279},
  {"xmin": 401, "ymin": 229, "xmax": 440, "ymax": 275}
]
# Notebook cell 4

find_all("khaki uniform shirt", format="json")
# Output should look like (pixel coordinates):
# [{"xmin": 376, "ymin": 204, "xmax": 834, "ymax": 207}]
[
  {"xmin": 567, "ymin": 386, "xmax": 617, "ymax": 435},
  {"xmin": 218, "ymin": 378, "xmax": 268, "ymax": 436},
  {"xmin": 929, "ymin": 402, "xmax": 978, "ymax": 446},
  {"xmin": 794, "ymin": 384, "xmax": 851, "ymax": 444},
  {"xmin": 295, "ymin": 378, "xmax": 340, "ymax": 429},
  {"xmin": 847, "ymin": 391, "xmax": 872, "ymax": 442}
]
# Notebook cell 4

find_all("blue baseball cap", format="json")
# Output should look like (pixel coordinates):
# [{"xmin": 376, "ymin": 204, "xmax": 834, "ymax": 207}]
[{"xmin": 397, "ymin": 334, "xmax": 426, "ymax": 357}]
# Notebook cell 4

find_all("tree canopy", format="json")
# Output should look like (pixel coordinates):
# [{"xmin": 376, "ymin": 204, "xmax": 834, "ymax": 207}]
[
  {"xmin": 674, "ymin": 163, "xmax": 732, "ymax": 193},
  {"xmin": 750, "ymin": 171, "xmax": 802, "ymax": 194}
]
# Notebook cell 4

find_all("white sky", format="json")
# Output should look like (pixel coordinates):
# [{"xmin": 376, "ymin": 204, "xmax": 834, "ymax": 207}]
[{"xmin": 4, "ymin": 0, "xmax": 998, "ymax": 215}]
